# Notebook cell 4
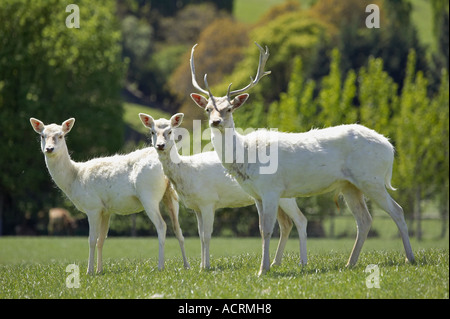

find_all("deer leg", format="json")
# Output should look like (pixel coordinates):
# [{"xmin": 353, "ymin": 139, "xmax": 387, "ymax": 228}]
[
  {"xmin": 364, "ymin": 185, "xmax": 415, "ymax": 264},
  {"xmin": 342, "ymin": 184, "xmax": 372, "ymax": 267},
  {"xmin": 142, "ymin": 199, "xmax": 167, "ymax": 270},
  {"xmin": 96, "ymin": 212, "xmax": 110, "ymax": 273},
  {"xmin": 271, "ymin": 208, "xmax": 293, "ymax": 267},
  {"xmin": 163, "ymin": 191, "xmax": 190, "ymax": 269},
  {"xmin": 279, "ymin": 198, "xmax": 308, "ymax": 266},
  {"xmin": 86, "ymin": 210, "xmax": 101, "ymax": 275},
  {"xmin": 194, "ymin": 211, "xmax": 206, "ymax": 269},
  {"xmin": 200, "ymin": 206, "xmax": 215, "ymax": 269},
  {"xmin": 256, "ymin": 196, "xmax": 279, "ymax": 276}
]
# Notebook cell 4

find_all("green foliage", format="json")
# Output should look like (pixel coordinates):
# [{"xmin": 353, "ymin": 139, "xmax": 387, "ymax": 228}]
[
  {"xmin": 268, "ymin": 57, "xmax": 303, "ymax": 132},
  {"xmin": 392, "ymin": 51, "xmax": 449, "ymax": 229},
  {"xmin": 430, "ymin": 69, "xmax": 449, "ymax": 188},
  {"xmin": 0, "ymin": 0, "xmax": 124, "ymax": 230},
  {"xmin": 317, "ymin": 48, "xmax": 357, "ymax": 126},
  {"xmin": 159, "ymin": 3, "xmax": 222, "ymax": 46},
  {"xmin": 268, "ymin": 56, "xmax": 319, "ymax": 132},
  {"xmin": 395, "ymin": 50, "xmax": 431, "ymax": 189},
  {"xmin": 121, "ymin": 14, "xmax": 153, "ymax": 86},
  {"xmin": 358, "ymin": 57, "xmax": 399, "ymax": 135},
  {"xmin": 268, "ymin": 49, "xmax": 358, "ymax": 133},
  {"xmin": 148, "ymin": 0, "xmax": 233, "ymax": 17}
]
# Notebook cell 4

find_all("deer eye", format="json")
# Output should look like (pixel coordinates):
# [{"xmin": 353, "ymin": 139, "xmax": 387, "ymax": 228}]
[
  {"xmin": 168, "ymin": 130, "xmax": 172, "ymax": 135},
  {"xmin": 58, "ymin": 135, "xmax": 63, "ymax": 139}
]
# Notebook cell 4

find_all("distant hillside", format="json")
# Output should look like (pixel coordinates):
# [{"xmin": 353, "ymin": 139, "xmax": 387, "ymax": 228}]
[
  {"xmin": 123, "ymin": 102, "xmax": 170, "ymax": 133},
  {"xmin": 233, "ymin": 0, "xmax": 434, "ymax": 50}
]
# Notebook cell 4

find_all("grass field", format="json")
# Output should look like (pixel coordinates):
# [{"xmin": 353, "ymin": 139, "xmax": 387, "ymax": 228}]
[{"xmin": 0, "ymin": 236, "xmax": 448, "ymax": 299}]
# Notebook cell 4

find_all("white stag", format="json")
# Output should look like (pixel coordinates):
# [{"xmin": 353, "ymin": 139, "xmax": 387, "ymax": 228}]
[
  {"xmin": 30, "ymin": 117, "xmax": 190, "ymax": 274},
  {"xmin": 189, "ymin": 42, "xmax": 415, "ymax": 275},
  {"xmin": 139, "ymin": 112, "xmax": 307, "ymax": 269}
]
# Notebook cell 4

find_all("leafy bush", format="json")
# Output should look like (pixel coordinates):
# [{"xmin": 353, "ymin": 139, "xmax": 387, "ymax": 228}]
[{"xmin": 0, "ymin": 0, "xmax": 125, "ymax": 233}]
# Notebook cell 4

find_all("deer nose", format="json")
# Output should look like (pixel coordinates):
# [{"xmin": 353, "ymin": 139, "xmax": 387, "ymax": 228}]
[
  {"xmin": 45, "ymin": 147, "xmax": 54, "ymax": 153},
  {"xmin": 211, "ymin": 119, "xmax": 222, "ymax": 127},
  {"xmin": 156, "ymin": 143, "xmax": 165, "ymax": 150}
]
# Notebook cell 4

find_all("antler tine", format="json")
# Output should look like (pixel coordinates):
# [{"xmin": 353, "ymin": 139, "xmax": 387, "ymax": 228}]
[
  {"xmin": 190, "ymin": 44, "xmax": 209, "ymax": 96},
  {"xmin": 226, "ymin": 83, "xmax": 233, "ymax": 104},
  {"xmin": 227, "ymin": 42, "xmax": 271, "ymax": 100}
]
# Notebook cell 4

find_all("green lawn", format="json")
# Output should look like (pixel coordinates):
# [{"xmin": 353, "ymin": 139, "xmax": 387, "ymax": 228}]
[{"xmin": 0, "ymin": 236, "xmax": 448, "ymax": 299}]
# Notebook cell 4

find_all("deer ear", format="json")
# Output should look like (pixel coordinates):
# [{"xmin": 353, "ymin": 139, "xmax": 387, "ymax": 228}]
[
  {"xmin": 190, "ymin": 93, "xmax": 208, "ymax": 109},
  {"xmin": 170, "ymin": 113, "xmax": 184, "ymax": 128},
  {"xmin": 62, "ymin": 118, "xmax": 75, "ymax": 135},
  {"xmin": 232, "ymin": 94, "xmax": 249, "ymax": 110},
  {"xmin": 139, "ymin": 113, "xmax": 155, "ymax": 129},
  {"xmin": 30, "ymin": 118, "xmax": 45, "ymax": 134}
]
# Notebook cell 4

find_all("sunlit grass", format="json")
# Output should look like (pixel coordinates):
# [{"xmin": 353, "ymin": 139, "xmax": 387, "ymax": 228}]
[{"xmin": 0, "ymin": 237, "xmax": 448, "ymax": 298}]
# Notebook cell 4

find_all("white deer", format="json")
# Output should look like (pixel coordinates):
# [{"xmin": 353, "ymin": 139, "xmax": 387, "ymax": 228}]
[
  {"xmin": 189, "ymin": 42, "xmax": 415, "ymax": 275},
  {"xmin": 30, "ymin": 117, "xmax": 190, "ymax": 274},
  {"xmin": 138, "ymin": 112, "xmax": 307, "ymax": 269}
]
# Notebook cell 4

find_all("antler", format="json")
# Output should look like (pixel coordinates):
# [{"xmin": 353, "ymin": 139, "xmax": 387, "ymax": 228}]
[
  {"xmin": 190, "ymin": 44, "xmax": 220, "ymax": 110},
  {"xmin": 190, "ymin": 42, "xmax": 271, "ymax": 106},
  {"xmin": 190, "ymin": 44, "xmax": 209, "ymax": 96},
  {"xmin": 226, "ymin": 42, "xmax": 271, "ymax": 103}
]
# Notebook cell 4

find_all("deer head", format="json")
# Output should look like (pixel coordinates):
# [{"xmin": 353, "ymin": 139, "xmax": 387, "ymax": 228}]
[
  {"xmin": 30, "ymin": 118, "xmax": 75, "ymax": 157},
  {"xmin": 190, "ymin": 42, "xmax": 271, "ymax": 130},
  {"xmin": 139, "ymin": 113, "xmax": 184, "ymax": 152}
]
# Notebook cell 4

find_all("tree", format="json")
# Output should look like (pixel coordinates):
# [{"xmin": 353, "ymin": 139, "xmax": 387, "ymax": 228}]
[
  {"xmin": 0, "ymin": 0, "xmax": 124, "ymax": 234},
  {"xmin": 317, "ymin": 48, "xmax": 357, "ymax": 127},
  {"xmin": 358, "ymin": 56, "xmax": 399, "ymax": 136},
  {"xmin": 429, "ymin": 1, "xmax": 449, "ymax": 92},
  {"xmin": 427, "ymin": 69, "xmax": 449, "ymax": 238},
  {"xmin": 268, "ymin": 57, "xmax": 305, "ymax": 132},
  {"xmin": 268, "ymin": 56, "xmax": 319, "ymax": 132},
  {"xmin": 121, "ymin": 14, "xmax": 154, "ymax": 97},
  {"xmin": 371, "ymin": 0, "xmax": 428, "ymax": 90},
  {"xmin": 394, "ymin": 50, "xmax": 432, "ymax": 240}
]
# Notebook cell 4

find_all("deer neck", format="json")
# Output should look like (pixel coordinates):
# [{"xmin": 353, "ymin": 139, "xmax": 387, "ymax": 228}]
[
  {"xmin": 155, "ymin": 146, "xmax": 187, "ymax": 196},
  {"xmin": 156, "ymin": 146, "xmax": 181, "ymax": 174},
  {"xmin": 44, "ymin": 143, "xmax": 78, "ymax": 195},
  {"xmin": 210, "ymin": 124, "xmax": 250, "ymax": 181}
]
